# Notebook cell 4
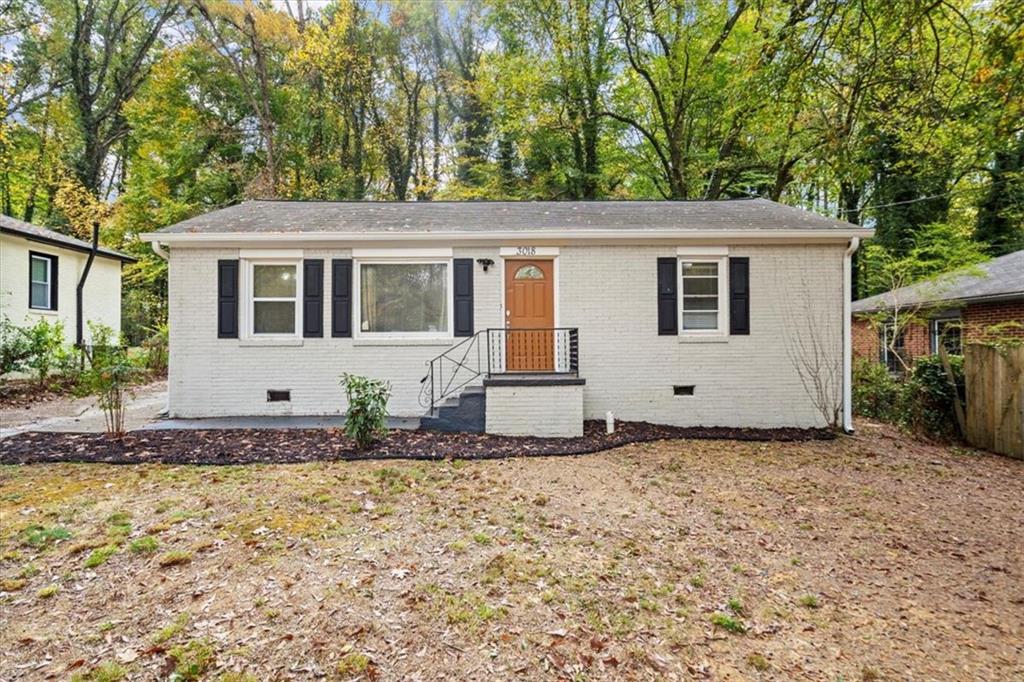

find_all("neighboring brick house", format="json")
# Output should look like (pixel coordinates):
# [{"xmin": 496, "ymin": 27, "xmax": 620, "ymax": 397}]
[
  {"xmin": 851, "ymin": 249, "xmax": 1024, "ymax": 371},
  {"xmin": 142, "ymin": 199, "xmax": 871, "ymax": 435}
]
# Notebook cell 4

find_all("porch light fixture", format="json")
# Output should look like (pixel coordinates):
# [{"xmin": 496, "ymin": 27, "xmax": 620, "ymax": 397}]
[{"xmin": 476, "ymin": 258, "xmax": 495, "ymax": 272}]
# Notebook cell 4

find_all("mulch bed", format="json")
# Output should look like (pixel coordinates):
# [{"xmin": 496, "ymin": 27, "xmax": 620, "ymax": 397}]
[{"xmin": 0, "ymin": 420, "xmax": 833, "ymax": 465}]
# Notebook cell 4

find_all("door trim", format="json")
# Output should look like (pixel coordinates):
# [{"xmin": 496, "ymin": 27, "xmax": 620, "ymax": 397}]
[{"xmin": 500, "ymin": 255, "xmax": 559, "ymax": 331}]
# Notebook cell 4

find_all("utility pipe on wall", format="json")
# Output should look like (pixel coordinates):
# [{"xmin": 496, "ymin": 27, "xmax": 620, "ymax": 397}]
[
  {"xmin": 843, "ymin": 237, "xmax": 861, "ymax": 433},
  {"xmin": 75, "ymin": 222, "xmax": 100, "ymax": 348}
]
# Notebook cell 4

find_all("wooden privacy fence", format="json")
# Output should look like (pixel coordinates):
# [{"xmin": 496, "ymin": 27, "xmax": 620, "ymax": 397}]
[{"xmin": 964, "ymin": 344, "xmax": 1024, "ymax": 459}]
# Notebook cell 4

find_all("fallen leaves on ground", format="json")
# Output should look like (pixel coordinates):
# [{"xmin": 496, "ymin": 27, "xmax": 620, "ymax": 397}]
[{"xmin": 0, "ymin": 421, "xmax": 1021, "ymax": 680}]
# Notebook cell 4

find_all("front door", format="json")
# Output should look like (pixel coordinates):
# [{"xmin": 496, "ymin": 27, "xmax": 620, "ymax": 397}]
[{"xmin": 505, "ymin": 259, "xmax": 555, "ymax": 371}]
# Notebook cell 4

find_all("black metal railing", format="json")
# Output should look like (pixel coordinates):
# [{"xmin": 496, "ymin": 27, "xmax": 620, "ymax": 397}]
[{"xmin": 420, "ymin": 327, "xmax": 579, "ymax": 410}]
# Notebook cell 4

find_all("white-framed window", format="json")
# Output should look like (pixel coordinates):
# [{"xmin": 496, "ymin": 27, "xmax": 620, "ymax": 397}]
[
  {"xmin": 355, "ymin": 259, "xmax": 451, "ymax": 338},
  {"xmin": 931, "ymin": 316, "xmax": 962, "ymax": 356},
  {"xmin": 244, "ymin": 259, "xmax": 302, "ymax": 337},
  {"xmin": 679, "ymin": 256, "xmax": 728, "ymax": 334},
  {"xmin": 29, "ymin": 252, "xmax": 57, "ymax": 310}
]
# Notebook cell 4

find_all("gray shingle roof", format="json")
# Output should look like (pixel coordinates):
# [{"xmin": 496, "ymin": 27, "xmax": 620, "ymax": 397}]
[
  {"xmin": 1, "ymin": 214, "xmax": 135, "ymax": 262},
  {"xmin": 152, "ymin": 198, "xmax": 865, "ymax": 235},
  {"xmin": 852, "ymin": 249, "xmax": 1024, "ymax": 313}
]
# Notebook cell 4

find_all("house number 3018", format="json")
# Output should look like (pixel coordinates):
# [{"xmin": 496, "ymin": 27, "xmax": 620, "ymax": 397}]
[{"xmin": 515, "ymin": 246, "xmax": 537, "ymax": 256}]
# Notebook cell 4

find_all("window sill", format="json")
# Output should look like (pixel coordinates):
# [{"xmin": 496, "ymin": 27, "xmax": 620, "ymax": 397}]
[
  {"xmin": 678, "ymin": 334, "xmax": 729, "ymax": 344},
  {"xmin": 28, "ymin": 308, "xmax": 59, "ymax": 316},
  {"xmin": 239, "ymin": 337, "xmax": 304, "ymax": 347},
  {"xmin": 352, "ymin": 338, "xmax": 455, "ymax": 347}
]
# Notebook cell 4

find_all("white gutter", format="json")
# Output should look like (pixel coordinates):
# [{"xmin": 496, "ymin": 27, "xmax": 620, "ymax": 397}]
[
  {"xmin": 139, "ymin": 227, "xmax": 873, "ymax": 244},
  {"xmin": 843, "ymin": 237, "xmax": 861, "ymax": 433},
  {"xmin": 151, "ymin": 241, "xmax": 169, "ymax": 259}
]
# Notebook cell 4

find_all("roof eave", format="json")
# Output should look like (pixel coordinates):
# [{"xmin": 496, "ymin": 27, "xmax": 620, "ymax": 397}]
[
  {"xmin": 141, "ymin": 227, "xmax": 873, "ymax": 244},
  {"xmin": 852, "ymin": 290, "xmax": 1024, "ymax": 314},
  {"xmin": 2, "ymin": 226, "xmax": 137, "ymax": 263}
]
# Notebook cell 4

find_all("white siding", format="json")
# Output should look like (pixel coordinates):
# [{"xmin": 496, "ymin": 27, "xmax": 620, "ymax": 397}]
[
  {"xmin": 167, "ymin": 243, "xmax": 844, "ymax": 427},
  {"xmin": 0, "ymin": 233, "xmax": 123, "ymax": 344}
]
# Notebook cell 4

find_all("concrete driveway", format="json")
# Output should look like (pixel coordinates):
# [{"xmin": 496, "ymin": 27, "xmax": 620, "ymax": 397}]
[{"xmin": 0, "ymin": 380, "xmax": 167, "ymax": 439}]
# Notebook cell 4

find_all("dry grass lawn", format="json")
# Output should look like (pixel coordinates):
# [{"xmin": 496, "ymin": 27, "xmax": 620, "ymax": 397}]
[{"xmin": 1, "ymin": 422, "xmax": 1022, "ymax": 681}]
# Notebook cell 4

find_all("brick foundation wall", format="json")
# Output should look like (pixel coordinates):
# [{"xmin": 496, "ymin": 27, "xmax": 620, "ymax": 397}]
[
  {"xmin": 963, "ymin": 301, "xmax": 1024, "ymax": 343},
  {"xmin": 485, "ymin": 383, "xmax": 584, "ymax": 437}
]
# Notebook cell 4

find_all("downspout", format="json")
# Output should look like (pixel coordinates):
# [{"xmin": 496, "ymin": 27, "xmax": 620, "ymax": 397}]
[
  {"xmin": 76, "ymin": 222, "xmax": 100, "ymax": 348},
  {"xmin": 843, "ymin": 237, "xmax": 861, "ymax": 433},
  {"xmin": 151, "ymin": 240, "xmax": 169, "ymax": 260}
]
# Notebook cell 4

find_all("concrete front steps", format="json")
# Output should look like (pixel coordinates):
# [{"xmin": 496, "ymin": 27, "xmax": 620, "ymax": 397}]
[{"xmin": 419, "ymin": 386, "xmax": 486, "ymax": 433}]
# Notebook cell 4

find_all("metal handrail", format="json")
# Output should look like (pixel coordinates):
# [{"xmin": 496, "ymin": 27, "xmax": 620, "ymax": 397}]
[{"xmin": 420, "ymin": 327, "xmax": 579, "ymax": 411}]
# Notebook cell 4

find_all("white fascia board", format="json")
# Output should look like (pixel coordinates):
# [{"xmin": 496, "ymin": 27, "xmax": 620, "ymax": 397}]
[{"xmin": 141, "ymin": 227, "xmax": 874, "ymax": 245}]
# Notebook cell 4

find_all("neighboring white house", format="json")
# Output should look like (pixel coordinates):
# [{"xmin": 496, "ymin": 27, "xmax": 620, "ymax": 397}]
[
  {"xmin": 1, "ymin": 215, "xmax": 134, "ymax": 345},
  {"xmin": 142, "ymin": 200, "xmax": 870, "ymax": 436}
]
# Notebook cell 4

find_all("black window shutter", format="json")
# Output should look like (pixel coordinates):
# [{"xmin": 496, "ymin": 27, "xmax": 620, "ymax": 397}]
[
  {"xmin": 50, "ymin": 255, "xmax": 59, "ymax": 310},
  {"xmin": 657, "ymin": 257, "xmax": 677, "ymax": 335},
  {"xmin": 331, "ymin": 258, "xmax": 352, "ymax": 338},
  {"xmin": 217, "ymin": 259, "xmax": 239, "ymax": 339},
  {"xmin": 729, "ymin": 257, "xmax": 750, "ymax": 335},
  {"xmin": 303, "ymin": 259, "xmax": 324, "ymax": 338},
  {"xmin": 453, "ymin": 258, "xmax": 474, "ymax": 337}
]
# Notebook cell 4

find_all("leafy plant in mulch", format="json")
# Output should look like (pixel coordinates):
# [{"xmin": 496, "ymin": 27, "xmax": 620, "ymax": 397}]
[
  {"xmin": 168, "ymin": 639, "xmax": 215, "ymax": 680},
  {"xmin": 340, "ymin": 373, "xmax": 391, "ymax": 449},
  {"xmin": 79, "ymin": 324, "xmax": 141, "ymax": 436}
]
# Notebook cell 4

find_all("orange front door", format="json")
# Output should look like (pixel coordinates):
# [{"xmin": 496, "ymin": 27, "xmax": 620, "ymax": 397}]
[{"xmin": 505, "ymin": 259, "xmax": 555, "ymax": 371}]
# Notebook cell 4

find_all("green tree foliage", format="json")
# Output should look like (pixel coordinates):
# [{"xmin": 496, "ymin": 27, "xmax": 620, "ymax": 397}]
[{"xmin": 1, "ymin": 0, "xmax": 1021, "ymax": 336}]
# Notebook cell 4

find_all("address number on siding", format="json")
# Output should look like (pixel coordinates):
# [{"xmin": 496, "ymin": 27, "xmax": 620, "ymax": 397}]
[{"xmin": 499, "ymin": 246, "xmax": 559, "ymax": 257}]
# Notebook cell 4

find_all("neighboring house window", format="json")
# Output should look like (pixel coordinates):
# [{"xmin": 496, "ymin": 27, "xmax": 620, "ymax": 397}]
[
  {"xmin": 248, "ymin": 261, "xmax": 300, "ymax": 336},
  {"xmin": 880, "ymin": 323, "xmax": 907, "ymax": 372},
  {"xmin": 679, "ymin": 257, "xmax": 727, "ymax": 333},
  {"xmin": 357, "ymin": 261, "xmax": 450, "ymax": 337},
  {"xmin": 931, "ymin": 317, "xmax": 962, "ymax": 356},
  {"xmin": 29, "ymin": 252, "xmax": 57, "ymax": 310}
]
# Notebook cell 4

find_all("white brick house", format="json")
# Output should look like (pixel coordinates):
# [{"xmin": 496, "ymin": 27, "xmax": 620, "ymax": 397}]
[
  {"xmin": 1, "ymin": 215, "xmax": 132, "ymax": 345},
  {"xmin": 142, "ymin": 200, "xmax": 870, "ymax": 435}
]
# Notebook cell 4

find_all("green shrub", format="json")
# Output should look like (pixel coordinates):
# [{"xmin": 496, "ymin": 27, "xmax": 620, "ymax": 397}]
[
  {"xmin": 0, "ymin": 316, "xmax": 34, "ymax": 378},
  {"xmin": 853, "ymin": 355, "xmax": 963, "ymax": 441},
  {"xmin": 142, "ymin": 323, "xmax": 169, "ymax": 373},
  {"xmin": 24, "ymin": 318, "xmax": 66, "ymax": 386},
  {"xmin": 340, "ymin": 373, "xmax": 391, "ymax": 449},
  {"xmin": 852, "ymin": 359, "xmax": 900, "ymax": 421},
  {"xmin": 80, "ymin": 323, "xmax": 140, "ymax": 436},
  {"xmin": 900, "ymin": 354, "xmax": 963, "ymax": 440}
]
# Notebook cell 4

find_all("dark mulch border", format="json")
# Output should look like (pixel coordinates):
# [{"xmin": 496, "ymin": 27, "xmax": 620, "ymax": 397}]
[{"xmin": 0, "ymin": 421, "xmax": 833, "ymax": 466}]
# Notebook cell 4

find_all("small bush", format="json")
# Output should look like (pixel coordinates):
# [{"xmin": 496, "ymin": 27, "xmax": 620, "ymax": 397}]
[
  {"xmin": 0, "ymin": 315, "xmax": 34, "ymax": 379},
  {"xmin": 853, "ymin": 355, "xmax": 964, "ymax": 441},
  {"xmin": 80, "ymin": 323, "xmax": 140, "ymax": 436},
  {"xmin": 24, "ymin": 318, "xmax": 66, "ymax": 386},
  {"xmin": 142, "ymin": 323, "xmax": 169, "ymax": 374},
  {"xmin": 900, "ymin": 355, "xmax": 963, "ymax": 440},
  {"xmin": 852, "ymin": 359, "xmax": 900, "ymax": 421},
  {"xmin": 340, "ymin": 373, "xmax": 391, "ymax": 449},
  {"xmin": 21, "ymin": 525, "xmax": 72, "ymax": 548},
  {"xmin": 71, "ymin": 661, "xmax": 127, "ymax": 682}
]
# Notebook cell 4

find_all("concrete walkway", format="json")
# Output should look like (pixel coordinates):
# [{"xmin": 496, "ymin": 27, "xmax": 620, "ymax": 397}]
[{"xmin": 0, "ymin": 381, "xmax": 168, "ymax": 439}]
